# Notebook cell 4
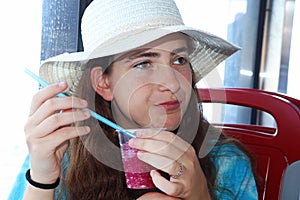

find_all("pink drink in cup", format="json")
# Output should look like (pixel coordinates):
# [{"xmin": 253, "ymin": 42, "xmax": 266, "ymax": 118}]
[{"xmin": 118, "ymin": 129, "xmax": 155, "ymax": 189}]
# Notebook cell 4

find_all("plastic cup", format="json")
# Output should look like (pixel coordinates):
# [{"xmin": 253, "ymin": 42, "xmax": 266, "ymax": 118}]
[{"xmin": 117, "ymin": 129, "xmax": 156, "ymax": 189}]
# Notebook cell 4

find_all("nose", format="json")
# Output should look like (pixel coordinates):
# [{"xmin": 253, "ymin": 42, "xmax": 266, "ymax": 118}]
[{"xmin": 157, "ymin": 65, "xmax": 180, "ymax": 93}]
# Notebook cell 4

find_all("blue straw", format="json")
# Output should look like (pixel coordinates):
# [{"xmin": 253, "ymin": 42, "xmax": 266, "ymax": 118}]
[{"xmin": 24, "ymin": 68, "xmax": 136, "ymax": 138}]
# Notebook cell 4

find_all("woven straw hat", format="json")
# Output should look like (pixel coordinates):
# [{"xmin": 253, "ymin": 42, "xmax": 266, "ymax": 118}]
[{"xmin": 40, "ymin": 0, "xmax": 239, "ymax": 95}]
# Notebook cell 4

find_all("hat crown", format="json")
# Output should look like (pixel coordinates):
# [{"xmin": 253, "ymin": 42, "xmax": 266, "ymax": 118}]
[{"xmin": 81, "ymin": 0, "xmax": 184, "ymax": 52}]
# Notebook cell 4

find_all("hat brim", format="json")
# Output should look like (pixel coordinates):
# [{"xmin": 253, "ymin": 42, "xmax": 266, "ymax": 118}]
[{"xmin": 40, "ymin": 25, "xmax": 239, "ymax": 95}]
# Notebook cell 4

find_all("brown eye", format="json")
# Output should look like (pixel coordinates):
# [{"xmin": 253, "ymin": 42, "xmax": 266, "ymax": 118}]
[{"xmin": 174, "ymin": 56, "xmax": 188, "ymax": 65}]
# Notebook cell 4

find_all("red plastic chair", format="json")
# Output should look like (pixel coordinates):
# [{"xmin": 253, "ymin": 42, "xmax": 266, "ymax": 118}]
[{"xmin": 198, "ymin": 88, "xmax": 300, "ymax": 200}]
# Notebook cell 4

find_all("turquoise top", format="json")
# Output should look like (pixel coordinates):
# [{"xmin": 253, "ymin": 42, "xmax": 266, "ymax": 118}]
[
  {"xmin": 8, "ymin": 143, "xmax": 258, "ymax": 199},
  {"xmin": 209, "ymin": 143, "xmax": 258, "ymax": 199}
]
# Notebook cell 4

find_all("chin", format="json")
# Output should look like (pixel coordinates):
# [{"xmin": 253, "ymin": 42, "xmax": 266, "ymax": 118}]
[
  {"xmin": 161, "ymin": 120, "xmax": 181, "ymax": 131},
  {"xmin": 140, "ymin": 115, "xmax": 182, "ymax": 130}
]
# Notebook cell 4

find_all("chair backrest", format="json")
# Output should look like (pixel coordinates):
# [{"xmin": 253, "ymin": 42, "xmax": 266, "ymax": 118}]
[
  {"xmin": 198, "ymin": 88, "xmax": 300, "ymax": 200},
  {"xmin": 280, "ymin": 160, "xmax": 300, "ymax": 200}
]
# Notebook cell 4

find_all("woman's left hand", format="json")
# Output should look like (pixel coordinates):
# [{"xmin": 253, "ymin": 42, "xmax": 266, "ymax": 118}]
[{"xmin": 128, "ymin": 129, "xmax": 211, "ymax": 200}]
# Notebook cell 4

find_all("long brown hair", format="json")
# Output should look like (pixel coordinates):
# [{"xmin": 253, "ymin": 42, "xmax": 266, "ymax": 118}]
[{"xmin": 57, "ymin": 57, "xmax": 258, "ymax": 199}]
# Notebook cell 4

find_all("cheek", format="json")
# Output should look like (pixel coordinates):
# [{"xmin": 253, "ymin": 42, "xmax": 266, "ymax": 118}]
[
  {"xmin": 128, "ymin": 98, "xmax": 170, "ymax": 128},
  {"xmin": 127, "ymin": 87, "xmax": 152, "ymax": 124},
  {"xmin": 181, "ymin": 67, "xmax": 193, "ymax": 84},
  {"xmin": 126, "ymin": 85, "xmax": 175, "ymax": 128},
  {"xmin": 177, "ymin": 70, "xmax": 193, "ymax": 104},
  {"xmin": 127, "ymin": 88, "xmax": 185, "ymax": 129}
]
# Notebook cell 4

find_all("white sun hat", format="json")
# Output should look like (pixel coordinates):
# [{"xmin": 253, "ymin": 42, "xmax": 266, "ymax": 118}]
[{"xmin": 40, "ymin": 0, "xmax": 239, "ymax": 95}]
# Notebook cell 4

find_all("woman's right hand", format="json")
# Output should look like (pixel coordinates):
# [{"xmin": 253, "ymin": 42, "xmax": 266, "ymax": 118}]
[{"xmin": 24, "ymin": 82, "xmax": 91, "ymax": 184}]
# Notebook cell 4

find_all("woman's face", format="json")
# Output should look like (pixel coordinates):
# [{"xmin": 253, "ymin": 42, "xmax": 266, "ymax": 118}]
[{"xmin": 106, "ymin": 33, "xmax": 193, "ymax": 130}]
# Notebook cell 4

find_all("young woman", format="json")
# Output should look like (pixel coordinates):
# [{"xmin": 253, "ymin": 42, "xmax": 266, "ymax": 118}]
[{"xmin": 16, "ymin": 0, "xmax": 258, "ymax": 199}]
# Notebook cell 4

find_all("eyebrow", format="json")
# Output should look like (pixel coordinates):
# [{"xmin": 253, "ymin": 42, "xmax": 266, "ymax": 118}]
[
  {"xmin": 128, "ymin": 51, "xmax": 159, "ymax": 60},
  {"xmin": 123, "ymin": 47, "xmax": 189, "ymax": 62}
]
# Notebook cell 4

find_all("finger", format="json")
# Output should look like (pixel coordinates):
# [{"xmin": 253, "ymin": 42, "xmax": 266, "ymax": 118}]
[
  {"xmin": 32, "ymin": 109, "xmax": 91, "ymax": 138},
  {"xmin": 129, "ymin": 137, "xmax": 186, "ymax": 161},
  {"xmin": 129, "ymin": 134, "xmax": 190, "ymax": 160},
  {"xmin": 27, "ymin": 126, "xmax": 90, "ymax": 155},
  {"xmin": 29, "ymin": 82, "xmax": 68, "ymax": 116},
  {"xmin": 136, "ymin": 129, "xmax": 190, "ymax": 152},
  {"xmin": 150, "ymin": 170, "xmax": 183, "ymax": 197},
  {"xmin": 137, "ymin": 151, "xmax": 184, "ymax": 177},
  {"xmin": 28, "ymin": 96, "xmax": 88, "ymax": 126},
  {"xmin": 47, "ymin": 126, "xmax": 90, "ymax": 148}
]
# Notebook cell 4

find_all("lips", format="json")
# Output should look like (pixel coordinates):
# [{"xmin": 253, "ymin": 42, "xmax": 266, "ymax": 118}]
[{"xmin": 157, "ymin": 100, "xmax": 180, "ymax": 111}]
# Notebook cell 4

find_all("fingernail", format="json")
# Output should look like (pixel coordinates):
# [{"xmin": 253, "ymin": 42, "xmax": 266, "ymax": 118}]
[
  {"xmin": 135, "ymin": 131, "xmax": 144, "ymax": 137},
  {"xmin": 83, "ymin": 110, "xmax": 90, "ymax": 117},
  {"xmin": 128, "ymin": 138, "xmax": 136, "ymax": 147},
  {"xmin": 80, "ymin": 99, "xmax": 88, "ymax": 106},
  {"xmin": 136, "ymin": 151, "xmax": 145, "ymax": 159},
  {"xmin": 58, "ymin": 82, "xmax": 66, "ymax": 88},
  {"xmin": 150, "ymin": 170, "xmax": 157, "ymax": 177},
  {"xmin": 85, "ymin": 126, "xmax": 90, "ymax": 133}
]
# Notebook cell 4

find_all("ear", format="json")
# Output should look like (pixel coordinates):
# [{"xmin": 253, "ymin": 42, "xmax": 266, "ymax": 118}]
[{"xmin": 90, "ymin": 67, "xmax": 113, "ymax": 101}]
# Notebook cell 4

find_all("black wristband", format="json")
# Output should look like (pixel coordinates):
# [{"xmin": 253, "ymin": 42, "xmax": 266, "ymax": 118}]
[{"xmin": 25, "ymin": 169, "xmax": 60, "ymax": 190}]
